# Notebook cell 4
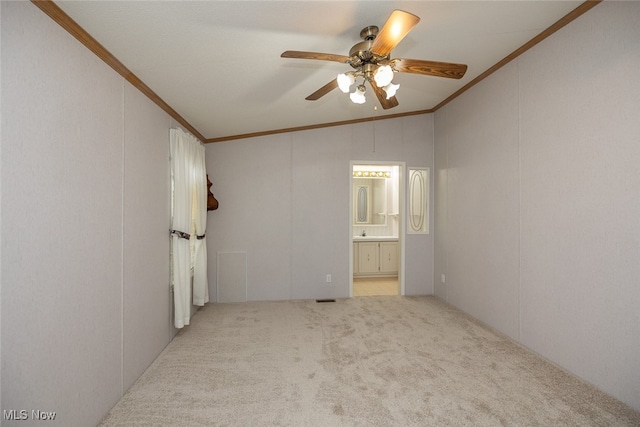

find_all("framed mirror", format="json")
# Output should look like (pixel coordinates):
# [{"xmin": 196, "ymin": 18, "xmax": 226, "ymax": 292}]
[
  {"xmin": 355, "ymin": 184, "xmax": 370, "ymax": 223},
  {"xmin": 408, "ymin": 168, "xmax": 429, "ymax": 234},
  {"xmin": 353, "ymin": 177, "xmax": 386, "ymax": 226}
]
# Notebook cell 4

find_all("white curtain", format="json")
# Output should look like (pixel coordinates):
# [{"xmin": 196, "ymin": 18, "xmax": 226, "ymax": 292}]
[
  {"xmin": 192, "ymin": 139, "xmax": 209, "ymax": 306},
  {"xmin": 170, "ymin": 128, "xmax": 208, "ymax": 329}
]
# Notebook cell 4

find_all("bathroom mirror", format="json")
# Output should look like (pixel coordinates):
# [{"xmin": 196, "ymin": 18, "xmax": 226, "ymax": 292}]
[
  {"xmin": 353, "ymin": 178, "xmax": 386, "ymax": 225},
  {"xmin": 407, "ymin": 168, "xmax": 429, "ymax": 234},
  {"xmin": 355, "ymin": 185, "xmax": 369, "ymax": 223}
]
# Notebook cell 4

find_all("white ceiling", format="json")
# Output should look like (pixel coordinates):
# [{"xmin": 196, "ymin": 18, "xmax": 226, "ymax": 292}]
[{"xmin": 55, "ymin": 1, "xmax": 585, "ymax": 142}]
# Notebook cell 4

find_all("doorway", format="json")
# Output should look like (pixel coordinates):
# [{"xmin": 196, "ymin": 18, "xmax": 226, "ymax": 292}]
[{"xmin": 350, "ymin": 161, "xmax": 405, "ymax": 297}]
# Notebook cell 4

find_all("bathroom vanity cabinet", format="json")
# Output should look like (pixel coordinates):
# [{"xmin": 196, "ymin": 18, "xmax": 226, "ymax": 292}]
[{"xmin": 353, "ymin": 239, "xmax": 398, "ymax": 277}]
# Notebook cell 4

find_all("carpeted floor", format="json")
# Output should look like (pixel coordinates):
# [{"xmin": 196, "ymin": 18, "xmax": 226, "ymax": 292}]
[{"xmin": 100, "ymin": 296, "xmax": 640, "ymax": 426}]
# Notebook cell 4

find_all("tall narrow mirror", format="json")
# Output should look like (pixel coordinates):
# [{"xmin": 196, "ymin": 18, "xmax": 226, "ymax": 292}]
[
  {"xmin": 408, "ymin": 168, "xmax": 429, "ymax": 234},
  {"xmin": 355, "ymin": 185, "xmax": 369, "ymax": 223},
  {"xmin": 353, "ymin": 175, "xmax": 387, "ymax": 226}
]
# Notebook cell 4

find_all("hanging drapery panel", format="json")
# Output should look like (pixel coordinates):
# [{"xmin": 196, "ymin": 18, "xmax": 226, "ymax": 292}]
[
  {"xmin": 192, "ymin": 142, "xmax": 209, "ymax": 306},
  {"xmin": 170, "ymin": 128, "xmax": 208, "ymax": 328}
]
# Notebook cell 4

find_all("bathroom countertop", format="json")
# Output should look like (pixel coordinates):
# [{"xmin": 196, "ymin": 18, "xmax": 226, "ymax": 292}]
[{"xmin": 352, "ymin": 236, "xmax": 398, "ymax": 242}]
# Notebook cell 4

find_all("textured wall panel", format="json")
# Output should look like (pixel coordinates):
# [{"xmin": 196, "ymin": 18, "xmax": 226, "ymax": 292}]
[{"xmin": 217, "ymin": 252, "xmax": 247, "ymax": 303}]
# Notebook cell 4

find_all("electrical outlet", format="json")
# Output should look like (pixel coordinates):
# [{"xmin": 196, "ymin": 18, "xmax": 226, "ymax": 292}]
[
  {"xmin": 326, "ymin": 274, "xmax": 332, "ymax": 283},
  {"xmin": 441, "ymin": 273, "xmax": 446, "ymax": 284}
]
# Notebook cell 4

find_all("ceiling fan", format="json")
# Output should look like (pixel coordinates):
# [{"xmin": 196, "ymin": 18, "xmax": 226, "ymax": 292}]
[{"xmin": 281, "ymin": 10, "xmax": 467, "ymax": 109}]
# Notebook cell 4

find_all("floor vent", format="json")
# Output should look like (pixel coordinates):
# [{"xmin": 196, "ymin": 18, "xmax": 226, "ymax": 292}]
[{"xmin": 316, "ymin": 299, "xmax": 336, "ymax": 303}]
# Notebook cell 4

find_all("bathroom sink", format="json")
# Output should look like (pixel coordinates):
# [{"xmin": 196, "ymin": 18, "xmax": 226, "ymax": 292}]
[{"xmin": 353, "ymin": 236, "xmax": 398, "ymax": 241}]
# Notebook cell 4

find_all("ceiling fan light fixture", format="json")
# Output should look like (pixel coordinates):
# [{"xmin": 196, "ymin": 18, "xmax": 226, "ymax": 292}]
[
  {"xmin": 350, "ymin": 85, "xmax": 366, "ymax": 104},
  {"xmin": 337, "ymin": 72, "xmax": 355, "ymax": 93},
  {"xmin": 373, "ymin": 65, "xmax": 394, "ymax": 87},
  {"xmin": 383, "ymin": 82, "xmax": 400, "ymax": 99}
]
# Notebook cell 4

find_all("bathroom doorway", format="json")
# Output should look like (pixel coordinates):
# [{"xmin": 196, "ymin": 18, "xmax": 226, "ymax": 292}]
[{"xmin": 350, "ymin": 161, "xmax": 405, "ymax": 297}]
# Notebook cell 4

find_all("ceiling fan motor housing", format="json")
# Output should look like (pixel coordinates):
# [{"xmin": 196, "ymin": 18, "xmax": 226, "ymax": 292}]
[
  {"xmin": 348, "ymin": 26, "xmax": 389, "ymax": 70},
  {"xmin": 348, "ymin": 41, "xmax": 373, "ymax": 66}
]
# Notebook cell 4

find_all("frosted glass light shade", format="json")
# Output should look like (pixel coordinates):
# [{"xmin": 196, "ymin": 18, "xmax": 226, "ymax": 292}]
[
  {"xmin": 350, "ymin": 85, "xmax": 366, "ymax": 104},
  {"xmin": 374, "ymin": 65, "xmax": 394, "ymax": 87},
  {"xmin": 337, "ymin": 73, "xmax": 355, "ymax": 93},
  {"xmin": 383, "ymin": 83, "xmax": 399, "ymax": 99}
]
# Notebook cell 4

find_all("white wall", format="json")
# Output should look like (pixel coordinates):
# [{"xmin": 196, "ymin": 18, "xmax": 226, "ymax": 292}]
[
  {"xmin": 1, "ymin": 2, "xmax": 172, "ymax": 425},
  {"xmin": 205, "ymin": 114, "xmax": 434, "ymax": 301},
  {"xmin": 122, "ymin": 84, "xmax": 173, "ymax": 390},
  {"xmin": 434, "ymin": 1, "xmax": 640, "ymax": 411}
]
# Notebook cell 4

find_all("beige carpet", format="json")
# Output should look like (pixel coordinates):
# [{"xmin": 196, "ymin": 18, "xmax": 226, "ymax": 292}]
[{"xmin": 100, "ymin": 296, "xmax": 640, "ymax": 426}]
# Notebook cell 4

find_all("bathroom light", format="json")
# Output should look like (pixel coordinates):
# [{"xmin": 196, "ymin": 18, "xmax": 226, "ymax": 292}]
[
  {"xmin": 373, "ymin": 65, "xmax": 394, "ymax": 88},
  {"xmin": 350, "ymin": 85, "xmax": 366, "ymax": 104},
  {"xmin": 383, "ymin": 82, "xmax": 400, "ymax": 99},
  {"xmin": 352, "ymin": 171, "xmax": 392, "ymax": 178},
  {"xmin": 337, "ymin": 73, "xmax": 355, "ymax": 93}
]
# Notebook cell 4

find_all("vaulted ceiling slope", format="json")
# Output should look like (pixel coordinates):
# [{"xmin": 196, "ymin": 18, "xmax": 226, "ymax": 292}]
[{"xmin": 37, "ymin": 1, "xmax": 600, "ymax": 143}]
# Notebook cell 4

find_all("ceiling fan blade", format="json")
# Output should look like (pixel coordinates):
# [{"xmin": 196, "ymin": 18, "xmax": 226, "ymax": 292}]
[
  {"xmin": 281, "ymin": 50, "xmax": 351, "ymax": 63},
  {"xmin": 393, "ymin": 58, "xmax": 467, "ymax": 79},
  {"xmin": 370, "ymin": 10, "xmax": 420, "ymax": 57},
  {"xmin": 305, "ymin": 79, "xmax": 339, "ymax": 101},
  {"xmin": 370, "ymin": 82, "xmax": 399, "ymax": 110}
]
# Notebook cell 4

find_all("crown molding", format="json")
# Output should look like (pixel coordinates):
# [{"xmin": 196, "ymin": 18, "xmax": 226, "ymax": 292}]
[{"xmin": 30, "ymin": 0, "xmax": 206, "ymax": 142}]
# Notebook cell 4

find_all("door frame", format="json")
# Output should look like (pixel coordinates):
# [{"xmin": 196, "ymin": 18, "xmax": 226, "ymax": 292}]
[{"xmin": 349, "ymin": 160, "xmax": 406, "ymax": 297}]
